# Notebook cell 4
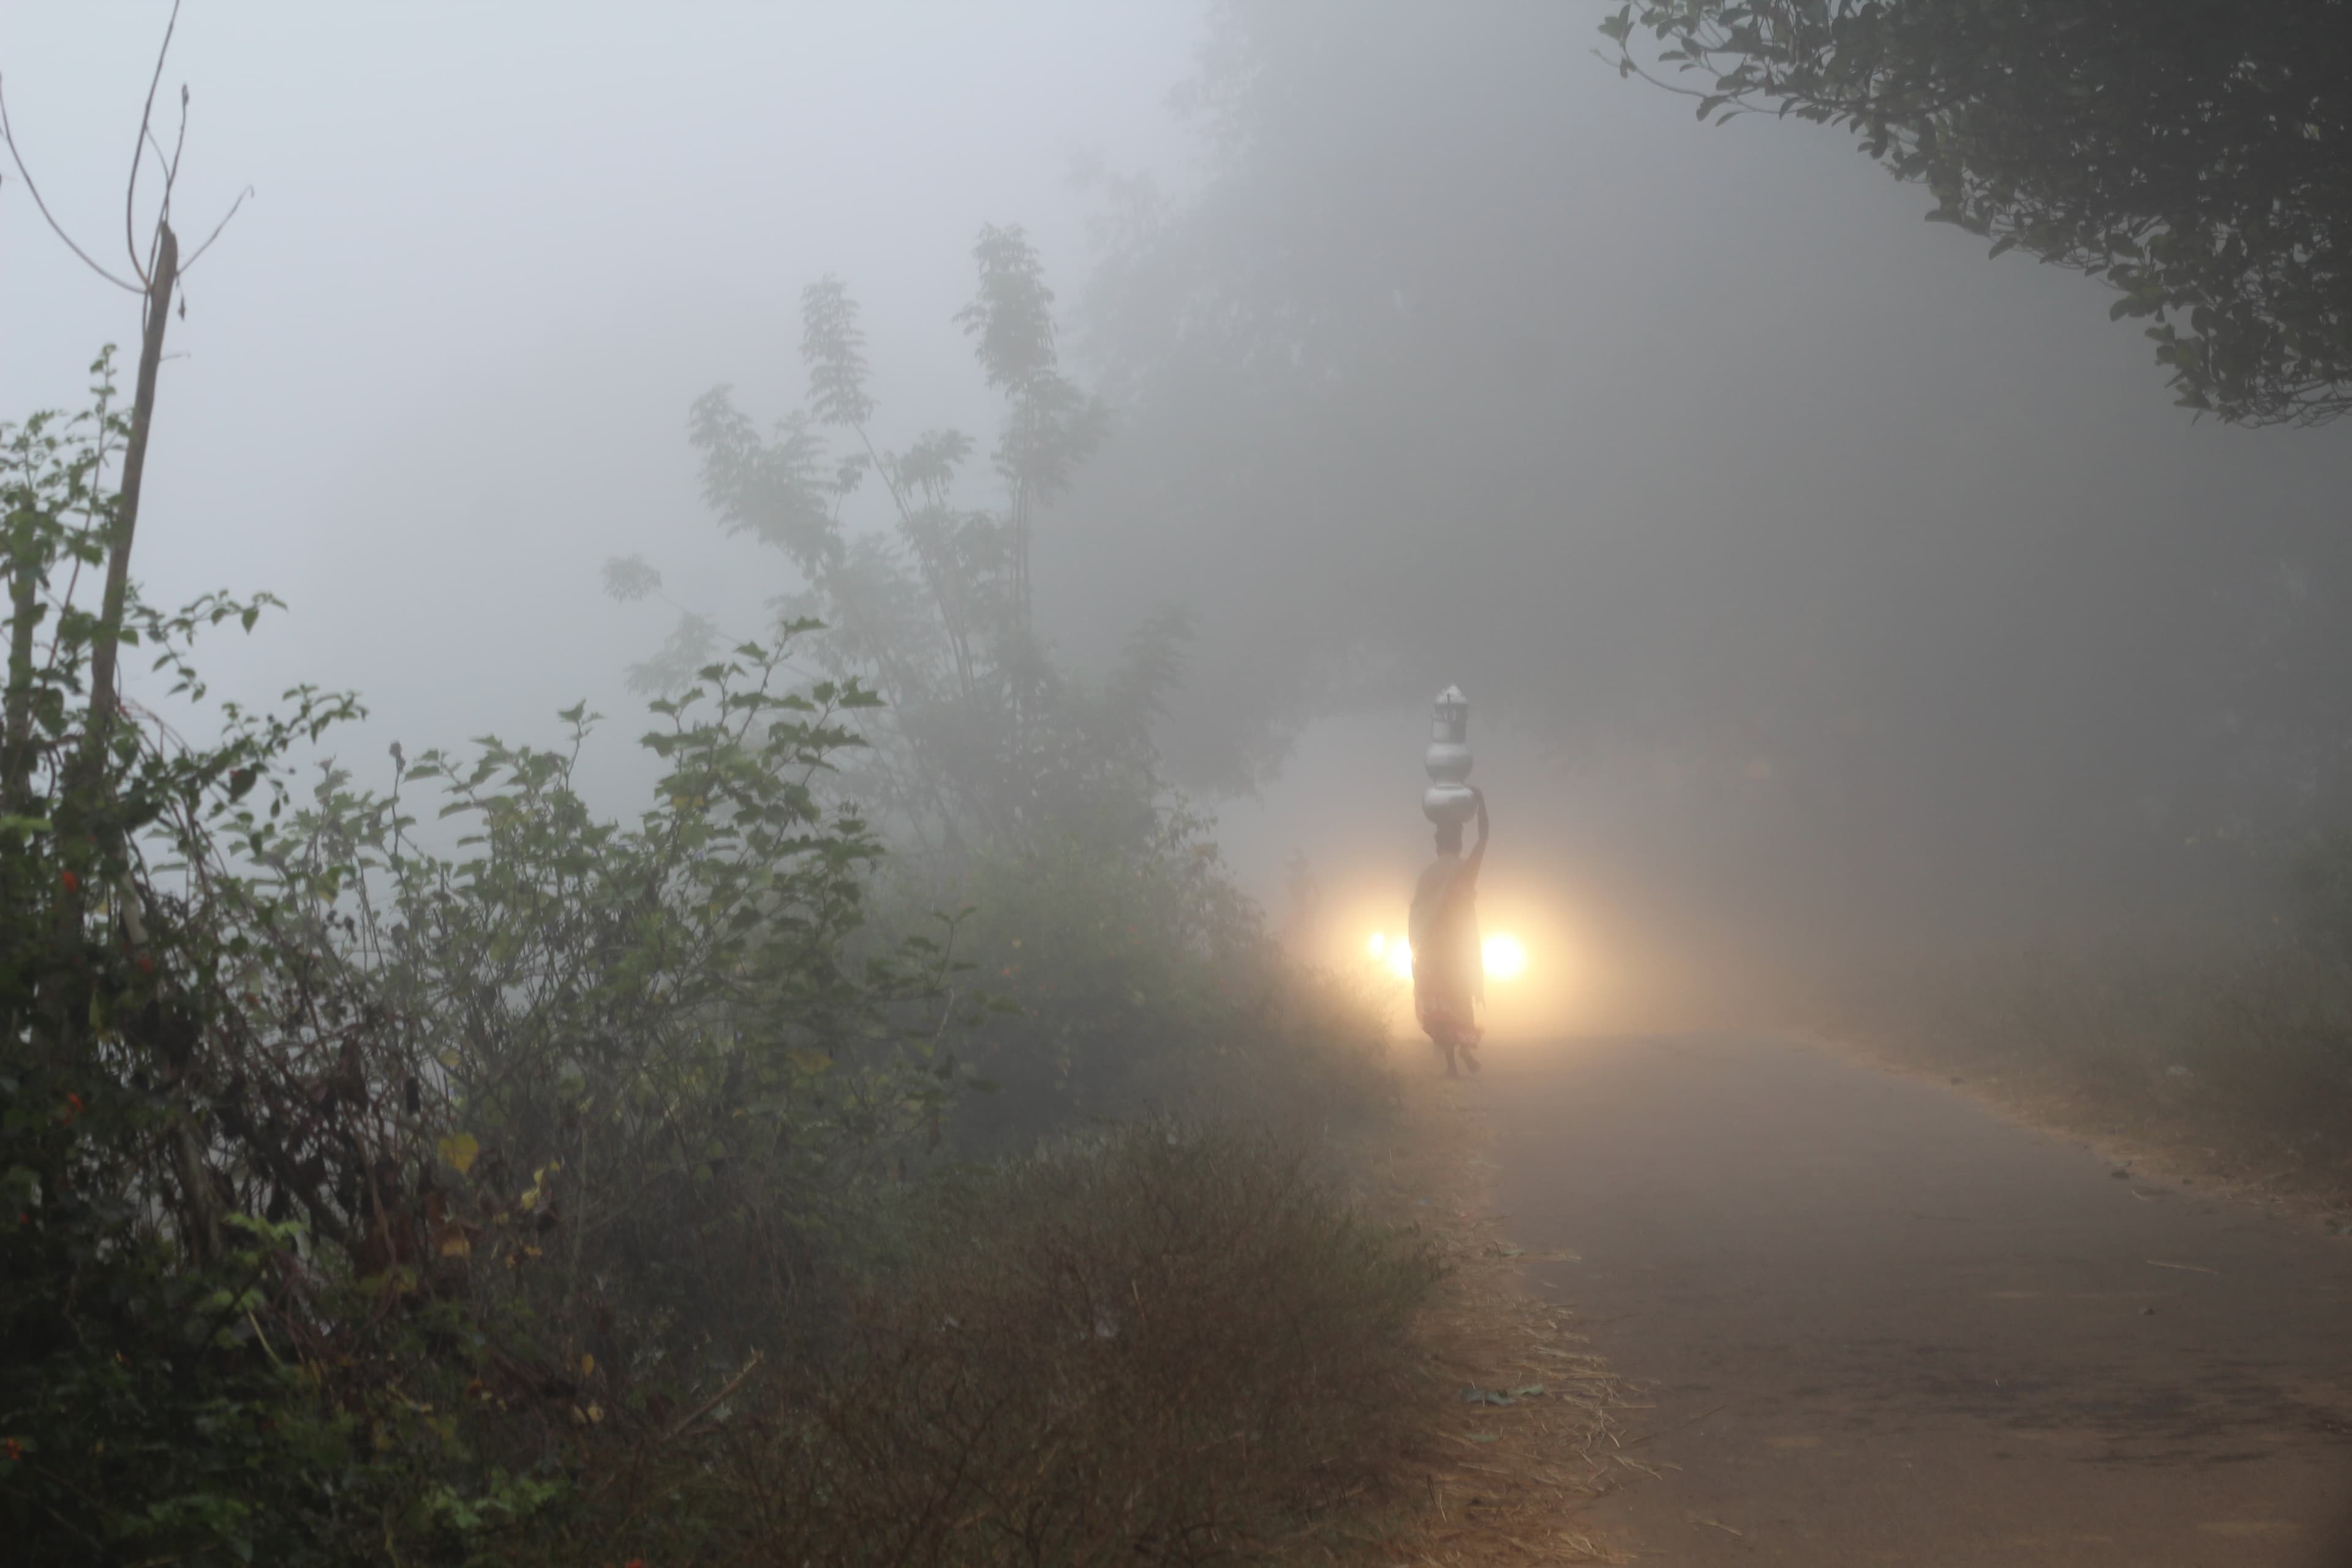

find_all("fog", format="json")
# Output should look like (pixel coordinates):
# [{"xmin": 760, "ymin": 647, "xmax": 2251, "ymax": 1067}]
[
  {"xmin": 10, "ymin": 1, "xmax": 2352, "ymax": 1031},
  {"xmin": 1051, "ymin": 4, "xmax": 2352, "ymax": 1025},
  {"xmin": 1, "ymin": 1, "xmax": 1195, "ymax": 801}
]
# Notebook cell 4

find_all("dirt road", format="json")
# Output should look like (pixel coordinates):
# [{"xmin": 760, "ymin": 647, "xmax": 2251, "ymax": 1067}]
[{"xmin": 1482, "ymin": 1034, "xmax": 2352, "ymax": 1566}]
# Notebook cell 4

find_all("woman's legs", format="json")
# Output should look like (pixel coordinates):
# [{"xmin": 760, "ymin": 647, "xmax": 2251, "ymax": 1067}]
[{"xmin": 1419, "ymin": 995, "xmax": 1481, "ymax": 1076}]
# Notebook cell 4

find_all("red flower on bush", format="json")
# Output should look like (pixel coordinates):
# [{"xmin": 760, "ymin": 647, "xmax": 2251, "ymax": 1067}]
[
  {"xmin": 58, "ymin": 870, "xmax": 77, "ymax": 892},
  {"xmin": 61, "ymin": 1093, "xmax": 84, "ymax": 1127},
  {"xmin": 2, "ymin": 1439, "xmax": 21, "ymax": 1462}
]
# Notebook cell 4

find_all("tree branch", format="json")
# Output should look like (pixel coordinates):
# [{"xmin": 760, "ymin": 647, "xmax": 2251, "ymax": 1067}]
[
  {"xmin": 0, "ymin": 75, "xmax": 143, "ymax": 293},
  {"xmin": 124, "ymin": 0, "xmax": 184, "ymax": 282}
]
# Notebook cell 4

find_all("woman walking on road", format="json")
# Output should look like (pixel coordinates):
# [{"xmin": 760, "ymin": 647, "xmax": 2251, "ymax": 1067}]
[{"xmin": 1411, "ymin": 785, "xmax": 1488, "ymax": 1076}]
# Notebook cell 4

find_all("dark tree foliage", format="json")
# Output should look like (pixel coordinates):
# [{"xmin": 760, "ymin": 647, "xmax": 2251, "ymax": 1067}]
[{"xmin": 1605, "ymin": 1, "xmax": 2352, "ymax": 425}]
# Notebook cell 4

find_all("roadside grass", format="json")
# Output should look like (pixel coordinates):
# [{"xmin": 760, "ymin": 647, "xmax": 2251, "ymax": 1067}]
[
  {"xmin": 1824, "ymin": 935, "xmax": 2352, "ymax": 1213},
  {"xmin": 789, "ymin": 1122, "xmax": 1444, "ymax": 1566},
  {"xmin": 1331, "ymin": 1061, "xmax": 1627, "ymax": 1566}
]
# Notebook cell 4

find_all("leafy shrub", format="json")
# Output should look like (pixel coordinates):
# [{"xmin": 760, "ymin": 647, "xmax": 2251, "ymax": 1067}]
[
  {"xmin": 937, "ymin": 807, "xmax": 1395, "ymax": 1151},
  {"xmin": 639, "ymin": 239, "xmax": 1401, "ymax": 1157},
  {"xmin": 3, "ymin": 361, "xmax": 970, "ymax": 1559},
  {"xmin": 4, "ymin": 354, "xmax": 1428, "ymax": 1565},
  {"xmin": 2, "ymin": 360, "xmax": 377, "ymax": 1565}
]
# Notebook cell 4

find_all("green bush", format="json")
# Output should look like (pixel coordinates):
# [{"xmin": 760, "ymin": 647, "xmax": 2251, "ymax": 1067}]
[
  {"xmin": 2, "ymin": 360, "xmax": 380, "ymax": 1566},
  {"xmin": 636, "ymin": 239, "xmax": 1408, "ymax": 1161},
  {"xmin": 934, "ymin": 810, "xmax": 1394, "ymax": 1153},
  {"xmin": 2, "ymin": 361, "xmax": 969, "ymax": 1560},
  {"xmin": 4, "ymin": 353, "xmax": 1427, "ymax": 1565}
]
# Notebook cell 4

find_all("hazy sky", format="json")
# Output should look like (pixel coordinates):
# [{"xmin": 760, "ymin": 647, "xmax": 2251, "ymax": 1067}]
[{"xmin": 2, "ymin": 2, "xmax": 1197, "ymax": 805}]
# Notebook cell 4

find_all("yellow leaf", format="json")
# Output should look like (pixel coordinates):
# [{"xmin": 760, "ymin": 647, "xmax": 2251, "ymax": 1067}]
[
  {"xmin": 439, "ymin": 1234, "xmax": 470, "ymax": 1259},
  {"xmin": 437, "ymin": 1132, "xmax": 480, "ymax": 1175},
  {"xmin": 581, "ymin": 1353, "xmax": 595, "ymax": 1378},
  {"xmin": 786, "ymin": 1047, "xmax": 831, "ymax": 1076}
]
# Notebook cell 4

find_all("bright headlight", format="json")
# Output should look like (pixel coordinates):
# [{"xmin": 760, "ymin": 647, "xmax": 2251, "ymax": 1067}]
[{"xmin": 1482, "ymin": 933, "xmax": 1526, "ymax": 980}]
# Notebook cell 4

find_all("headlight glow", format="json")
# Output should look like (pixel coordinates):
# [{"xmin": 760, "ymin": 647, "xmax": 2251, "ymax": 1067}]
[
  {"xmin": 1368, "ymin": 932, "xmax": 1525, "ymax": 981},
  {"xmin": 1482, "ymin": 933, "xmax": 1526, "ymax": 979}
]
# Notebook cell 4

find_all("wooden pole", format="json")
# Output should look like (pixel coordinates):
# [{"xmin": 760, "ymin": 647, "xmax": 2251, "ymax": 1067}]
[{"xmin": 85, "ymin": 220, "xmax": 177, "ymax": 762}]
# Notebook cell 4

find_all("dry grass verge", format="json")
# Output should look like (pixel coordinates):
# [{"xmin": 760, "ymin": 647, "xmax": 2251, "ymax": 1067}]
[
  {"xmin": 1316, "ymin": 1060, "xmax": 1626, "ymax": 1566},
  {"xmin": 1822, "ymin": 938, "xmax": 2352, "ymax": 1222},
  {"xmin": 541, "ymin": 1121, "xmax": 1444, "ymax": 1567},
  {"xmin": 483, "ymin": 1055, "xmax": 1630, "ymax": 1566}
]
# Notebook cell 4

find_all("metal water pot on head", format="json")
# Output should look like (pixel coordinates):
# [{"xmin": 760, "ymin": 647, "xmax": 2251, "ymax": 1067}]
[{"xmin": 1422, "ymin": 684, "xmax": 1476, "ymax": 826}]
